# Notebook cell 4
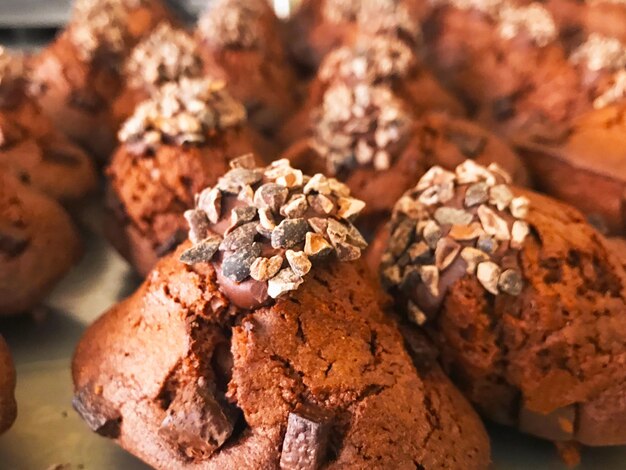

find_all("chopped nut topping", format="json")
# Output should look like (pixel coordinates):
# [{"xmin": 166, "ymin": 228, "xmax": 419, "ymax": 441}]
[
  {"xmin": 593, "ymin": 69, "xmax": 626, "ymax": 108},
  {"xmin": 69, "ymin": 0, "xmax": 145, "ymax": 61},
  {"xmin": 181, "ymin": 159, "xmax": 367, "ymax": 300},
  {"xmin": 198, "ymin": 0, "xmax": 272, "ymax": 49},
  {"xmin": 318, "ymin": 35, "xmax": 417, "ymax": 85},
  {"xmin": 323, "ymin": 0, "xmax": 421, "ymax": 41},
  {"xmin": 380, "ymin": 160, "xmax": 529, "ymax": 321},
  {"xmin": 119, "ymin": 78, "xmax": 246, "ymax": 152},
  {"xmin": 570, "ymin": 33, "xmax": 626, "ymax": 72},
  {"xmin": 312, "ymin": 82, "xmax": 411, "ymax": 175},
  {"xmin": 497, "ymin": 3, "xmax": 557, "ymax": 47},
  {"xmin": 126, "ymin": 23, "xmax": 203, "ymax": 90}
]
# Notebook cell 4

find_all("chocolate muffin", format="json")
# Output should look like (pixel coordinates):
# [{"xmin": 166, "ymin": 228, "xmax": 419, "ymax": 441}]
[
  {"xmin": 287, "ymin": 0, "xmax": 422, "ymax": 73},
  {"xmin": 195, "ymin": 0, "xmax": 298, "ymax": 136},
  {"xmin": 279, "ymin": 32, "xmax": 465, "ymax": 146},
  {"xmin": 0, "ymin": 170, "xmax": 81, "ymax": 316},
  {"xmin": 73, "ymin": 159, "xmax": 490, "ymax": 469},
  {"xmin": 0, "ymin": 335, "xmax": 16, "ymax": 435},
  {"xmin": 29, "ymin": 0, "xmax": 176, "ymax": 162},
  {"xmin": 424, "ymin": 0, "xmax": 589, "ymax": 141},
  {"xmin": 515, "ymin": 103, "xmax": 626, "ymax": 235},
  {"xmin": 372, "ymin": 159, "xmax": 626, "ymax": 447},
  {"xmin": 283, "ymin": 80, "xmax": 527, "ymax": 231},
  {"xmin": 106, "ymin": 78, "xmax": 265, "ymax": 276},
  {"xmin": 0, "ymin": 47, "xmax": 96, "ymax": 203},
  {"xmin": 113, "ymin": 23, "xmax": 205, "ymax": 129}
]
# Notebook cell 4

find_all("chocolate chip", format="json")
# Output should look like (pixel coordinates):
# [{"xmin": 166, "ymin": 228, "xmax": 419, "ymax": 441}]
[
  {"xmin": 230, "ymin": 206, "xmax": 257, "ymax": 229},
  {"xmin": 492, "ymin": 96, "xmax": 515, "ymax": 120},
  {"xmin": 422, "ymin": 220, "xmax": 442, "ymax": 249},
  {"xmin": 477, "ymin": 261, "xmax": 501, "ymax": 295},
  {"xmin": 0, "ymin": 225, "xmax": 29, "ymax": 257},
  {"xmin": 221, "ymin": 243, "xmax": 261, "ymax": 282},
  {"xmin": 180, "ymin": 235, "xmax": 221, "ymax": 265},
  {"xmin": 73, "ymin": 387, "xmax": 121, "ymax": 438},
  {"xmin": 250, "ymin": 255, "xmax": 284, "ymax": 281},
  {"xmin": 434, "ymin": 207, "xmax": 473, "ymax": 226},
  {"xmin": 389, "ymin": 219, "xmax": 415, "ymax": 257},
  {"xmin": 267, "ymin": 268, "xmax": 303, "ymax": 298},
  {"xmin": 307, "ymin": 218, "xmax": 329, "ymax": 236},
  {"xmin": 159, "ymin": 381, "xmax": 235, "ymax": 460},
  {"xmin": 254, "ymin": 183, "xmax": 289, "ymax": 212},
  {"xmin": 184, "ymin": 209, "xmax": 210, "ymax": 244},
  {"xmin": 445, "ymin": 129, "xmax": 486, "ymax": 157},
  {"xmin": 280, "ymin": 408, "xmax": 331, "ymax": 470},
  {"xmin": 464, "ymin": 182, "xmax": 489, "ymax": 207},
  {"xmin": 271, "ymin": 219, "xmax": 309, "ymax": 249},
  {"xmin": 498, "ymin": 269, "xmax": 523, "ymax": 295},
  {"xmin": 308, "ymin": 194, "xmax": 335, "ymax": 215},
  {"xmin": 229, "ymin": 153, "xmax": 256, "ymax": 169},
  {"xmin": 220, "ymin": 222, "xmax": 257, "ymax": 251},
  {"xmin": 69, "ymin": 88, "xmax": 105, "ymax": 112},
  {"xmin": 435, "ymin": 237, "xmax": 461, "ymax": 271},
  {"xmin": 477, "ymin": 234, "xmax": 499, "ymax": 255},
  {"xmin": 286, "ymin": 250, "xmax": 312, "ymax": 277},
  {"xmin": 197, "ymin": 187, "xmax": 222, "ymax": 224},
  {"xmin": 477, "ymin": 205, "xmax": 510, "ymax": 241},
  {"xmin": 43, "ymin": 144, "xmax": 81, "ymax": 166},
  {"xmin": 281, "ymin": 194, "xmax": 309, "ymax": 219},
  {"xmin": 345, "ymin": 222, "xmax": 368, "ymax": 249},
  {"xmin": 407, "ymin": 241, "xmax": 431, "ymax": 263},
  {"xmin": 304, "ymin": 232, "xmax": 333, "ymax": 259}
]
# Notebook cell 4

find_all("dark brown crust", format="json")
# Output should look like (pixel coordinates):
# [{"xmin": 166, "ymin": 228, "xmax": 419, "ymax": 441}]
[
  {"xmin": 0, "ymin": 335, "xmax": 16, "ymax": 434},
  {"xmin": 0, "ymin": 171, "xmax": 81, "ymax": 315},
  {"xmin": 284, "ymin": 112, "xmax": 528, "ymax": 232},
  {"xmin": 515, "ymin": 104, "xmax": 626, "ymax": 235},
  {"xmin": 105, "ymin": 132, "xmax": 263, "ymax": 276},
  {"xmin": 373, "ymin": 186, "xmax": 626, "ymax": 445},
  {"xmin": 72, "ymin": 246, "xmax": 490, "ymax": 468}
]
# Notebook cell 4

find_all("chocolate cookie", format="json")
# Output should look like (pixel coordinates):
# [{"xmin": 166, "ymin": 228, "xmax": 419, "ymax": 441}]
[
  {"xmin": 106, "ymin": 78, "xmax": 264, "ymax": 276},
  {"xmin": 73, "ymin": 159, "xmax": 490, "ymax": 469},
  {"xmin": 0, "ymin": 48, "xmax": 96, "ymax": 203},
  {"xmin": 279, "ymin": 31, "xmax": 465, "ymax": 146},
  {"xmin": 373, "ymin": 160, "xmax": 626, "ymax": 447},
  {"xmin": 29, "ymin": 0, "xmax": 177, "ymax": 162},
  {"xmin": 0, "ymin": 335, "xmax": 16, "ymax": 434},
  {"xmin": 287, "ymin": 0, "xmax": 422, "ymax": 73},
  {"xmin": 113, "ymin": 23, "xmax": 205, "ymax": 130},
  {"xmin": 0, "ymin": 170, "xmax": 81, "ymax": 315},
  {"xmin": 424, "ymin": 0, "xmax": 589, "ymax": 141},
  {"xmin": 283, "ymin": 78, "xmax": 527, "ymax": 231},
  {"xmin": 196, "ymin": 0, "xmax": 299, "ymax": 136},
  {"xmin": 515, "ymin": 103, "xmax": 626, "ymax": 235}
]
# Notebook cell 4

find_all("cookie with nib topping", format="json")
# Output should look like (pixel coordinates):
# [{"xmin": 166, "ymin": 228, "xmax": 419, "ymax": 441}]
[
  {"xmin": 72, "ymin": 157, "xmax": 490, "ymax": 469},
  {"xmin": 29, "ymin": 0, "xmax": 177, "ymax": 162},
  {"xmin": 370, "ymin": 159, "xmax": 626, "ymax": 448},
  {"xmin": 196, "ymin": 0, "xmax": 298, "ymax": 136},
  {"xmin": 105, "ymin": 78, "xmax": 265, "ymax": 276},
  {"xmin": 283, "ymin": 77, "xmax": 527, "ymax": 232}
]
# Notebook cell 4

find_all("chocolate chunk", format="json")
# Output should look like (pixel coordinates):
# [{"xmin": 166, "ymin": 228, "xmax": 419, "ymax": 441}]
[
  {"xmin": 271, "ymin": 219, "xmax": 309, "ymax": 249},
  {"xmin": 69, "ymin": 88, "xmax": 105, "ymax": 112},
  {"xmin": 230, "ymin": 206, "xmax": 257, "ymax": 229},
  {"xmin": 280, "ymin": 408, "xmax": 331, "ymax": 470},
  {"xmin": 220, "ymin": 222, "xmax": 258, "ymax": 251},
  {"xmin": 180, "ymin": 235, "xmax": 221, "ymax": 265},
  {"xmin": 254, "ymin": 183, "xmax": 289, "ymax": 212},
  {"xmin": 221, "ymin": 243, "xmax": 261, "ymax": 282},
  {"xmin": 42, "ymin": 144, "xmax": 81, "ymax": 166},
  {"xmin": 464, "ymin": 182, "xmax": 489, "ymax": 207},
  {"xmin": 445, "ymin": 129, "xmax": 486, "ymax": 157},
  {"xmin": 389, "ymin": 219, "xmax": 415, "ymax": 257},
  {"xmin": 0, "ymin": 224, "xmax": 29, "ymax": 257},
  {"xmin": 73, "ymin": 387, "xmax": 122, "ymax": 438},
  {"xmin": 159, "ymin": 382, "xmax": 235, "ymax": 460},
  {"xmin": 267, "ymin": 268, "xmax": 304, "ymax": 298},
  {"xmin": 184, "ymin": 209, "xmax": 210, "ymax": 244},
  {"xmin": 492, "ymin": 96, "xmax": 515, "ymax": 120}
]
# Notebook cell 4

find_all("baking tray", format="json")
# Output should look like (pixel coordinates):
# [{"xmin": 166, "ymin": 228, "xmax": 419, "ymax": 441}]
[{"xmin": 0, "ymin": 198, "xmax": 625, "ymax": 469}]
